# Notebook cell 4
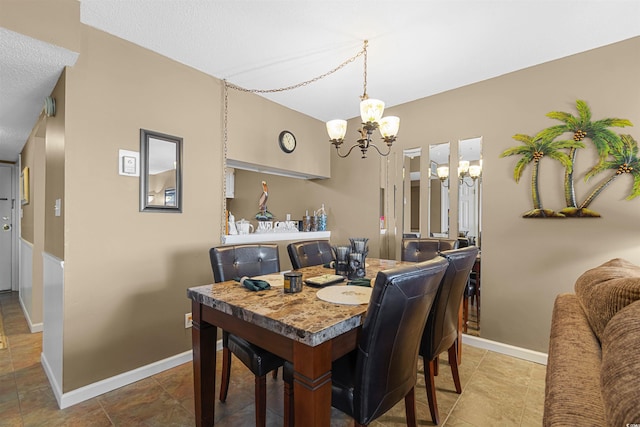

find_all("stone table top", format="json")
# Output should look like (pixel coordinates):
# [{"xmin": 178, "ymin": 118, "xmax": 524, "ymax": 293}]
[{"xmin": 187, "ymin": 258, "xmax": 411, "ymax": 347}]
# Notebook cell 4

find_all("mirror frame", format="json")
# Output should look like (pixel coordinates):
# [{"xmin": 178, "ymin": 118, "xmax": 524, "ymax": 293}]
[
  {"xmin": 402, "ymin": 147, "xmax": 422, "ymax": 237},
  {"xmin": 139, "ymin": 129, "xmax": 183, "ymax": 213},
  {"xmin": 457, "ymin": 136, "xmax": 482, "ymax": 245},
  {"xmin": 428, "ymin": 141, "xmax": 450, "ymax": 238}
]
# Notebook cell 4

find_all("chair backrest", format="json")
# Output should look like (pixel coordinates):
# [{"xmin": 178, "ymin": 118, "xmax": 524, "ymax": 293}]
[
  {"xmin": 287, "ymin": 240, "xmax": 333, "ymax": 269},
  {"xmin": 209, "ymin": 244, "xmax": 280, "ymax": 283},
  {"xmin": 420, "ymin": 246, "xmax": 479, "ymax": 359},
  {"xmin": 353, "ymin": 257, "xmax": 449, "ymax": 424},
  {"xmin": 402, "ymin": 238, "xmax": 461, "ymax": 262},
  {"xmin": 457, "ymin": 238, "xmax": 470, "ymax": 248},
  {"xmin": 438, "ymin": 239, "xmax": 459, "ymax": 251}
]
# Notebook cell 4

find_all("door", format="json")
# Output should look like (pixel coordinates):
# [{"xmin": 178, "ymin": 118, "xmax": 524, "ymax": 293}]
[{"xmin": 0, "ymin": 165, "xmax": 14, "ymax": 291}]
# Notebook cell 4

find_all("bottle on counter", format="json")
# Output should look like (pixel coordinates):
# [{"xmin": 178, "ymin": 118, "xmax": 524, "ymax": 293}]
[
  {"xmin": 317, "ymin": 203, "xmax": 327, "ymax": 231},
  {"xmin": 303, "ymin": 210, "xmax": 312, "ymax": 232}
]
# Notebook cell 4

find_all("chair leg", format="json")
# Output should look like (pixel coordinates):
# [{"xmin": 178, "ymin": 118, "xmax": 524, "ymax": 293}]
[
  {"xmin": 424, "ymin": 357, "xmax": 440, "ymax": 425},
  {"xmin": 255, "ymin": 375, "xmax": 267, "ymax": 427},
  {"xmin": 404, "ymin": 387, "xmax": 417, "ymax": 427},
  {"xmin": 448, "ymin": 342, "xmax": 462, "ymax": 394},
  {"xmin": 434, "ymin": 355, "xmax": 439, "ymax": 376},
  {"xmin": 219, "ymin": 346, "xmax": 232, "ymax": 402}
]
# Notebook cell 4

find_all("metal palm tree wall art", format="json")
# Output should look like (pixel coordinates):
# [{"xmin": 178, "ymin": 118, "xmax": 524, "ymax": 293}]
[{"xmin": 501, "ymin": 100, "xmax": 635, "ymax": 218}]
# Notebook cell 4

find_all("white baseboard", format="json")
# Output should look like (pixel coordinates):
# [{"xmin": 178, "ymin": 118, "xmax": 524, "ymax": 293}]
[
  {"xmin": 18, "ymin": 296, "xmax": 43, "ymax": 333},
  {"xmin": 462, "ymin": 334, "xmax": 548, "ymax": 365},
  {"xmin": 38, "ymin": 336, "xmax": 542, "ymax": 411},
  {"xmin": 42, "ymin": 350, "xmax": 194, "ymax": 409}
]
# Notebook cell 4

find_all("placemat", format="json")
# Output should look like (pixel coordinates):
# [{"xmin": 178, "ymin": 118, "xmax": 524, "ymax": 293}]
[{"xmin": 316, "ymin": 285, "xmax": 373, "ymax": 305}]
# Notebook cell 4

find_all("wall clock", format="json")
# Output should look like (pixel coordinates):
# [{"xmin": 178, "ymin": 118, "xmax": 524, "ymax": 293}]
[{"xmin": 278, "ymin": 130, "xmax": 296, "ymax": 153}]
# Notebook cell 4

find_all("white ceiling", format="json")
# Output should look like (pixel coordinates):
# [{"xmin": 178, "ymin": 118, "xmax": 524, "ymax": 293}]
[
  {"xmin": 2, "ymin": 1, "xmax": 639, "ymax": 162},
  {"xmin": 0, "ymin": 28, "xmax": 78, "ymax": 162}
]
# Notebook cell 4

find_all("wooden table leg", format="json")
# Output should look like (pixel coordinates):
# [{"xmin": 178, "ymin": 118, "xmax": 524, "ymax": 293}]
[
  {"xmin": 292, "ymin": 340, "xmax": 332, "ymax": 427},
  {"xmin": 192, "ymin": 301, "xmax": 217, "ymax": 427}
]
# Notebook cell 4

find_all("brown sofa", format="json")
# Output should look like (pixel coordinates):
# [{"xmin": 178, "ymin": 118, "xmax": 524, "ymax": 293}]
[{"xmin": 544, "ymin": 258, "xmax": 640, "ymax": 427}]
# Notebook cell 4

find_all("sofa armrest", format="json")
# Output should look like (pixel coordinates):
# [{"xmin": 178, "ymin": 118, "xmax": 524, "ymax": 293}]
[{"xmin": 543, "ymin": 294, "xmax": 605, "ymax": 427}]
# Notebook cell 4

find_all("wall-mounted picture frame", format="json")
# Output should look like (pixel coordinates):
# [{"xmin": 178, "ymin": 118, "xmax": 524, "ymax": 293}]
[{"xmin": 20, "ymin": 167, "xmax": 29, "ymax": 205}]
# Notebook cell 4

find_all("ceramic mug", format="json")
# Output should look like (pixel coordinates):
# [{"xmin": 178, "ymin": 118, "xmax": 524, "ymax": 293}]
[{"xmin": 236, "ymin": 221, "xmax": 254, "ymax": 235}]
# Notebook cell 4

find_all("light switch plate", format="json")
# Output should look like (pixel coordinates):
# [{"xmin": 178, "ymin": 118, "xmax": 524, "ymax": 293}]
[
  {"xmin": 54, "ymin": 199, "xmax": 61, "ymax": 217},
  {"xmin": 119, "ymin": 149, "xmax": 139, "ymax": 176}
]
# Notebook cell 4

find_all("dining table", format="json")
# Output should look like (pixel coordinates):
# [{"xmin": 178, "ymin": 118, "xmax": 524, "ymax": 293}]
[{"xmin": 187, "ymin": 258, "xmax": 413, "ymax": 426}]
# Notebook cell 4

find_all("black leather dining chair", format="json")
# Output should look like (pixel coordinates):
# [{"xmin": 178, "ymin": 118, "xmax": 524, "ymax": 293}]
[
  {"xmin": 286, "ymin": 239, "xmax": 333, "ymax": 269},
  {"xmin": 283, "ymin": 257, "xmax": 449, "ymax": 427},
  {"xmin": 209, "ymin": 244, "xmax": 284, "ymax": 427},
  {"xmin": 401, "ymin": 238, "xmax": 459, "ymax": 262},
  {"xmin": 419, "ymin": 246, "xmax": 479, "ymax": 425}
]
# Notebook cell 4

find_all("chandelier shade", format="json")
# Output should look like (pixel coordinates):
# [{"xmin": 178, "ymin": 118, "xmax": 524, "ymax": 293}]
[
  {"xmin": 437, "ymin": 166, "xmax": 450, "ymax": 180},
  {"xmin": 458, "ymin": 160, "xmax": 470, "ymax": 177},
  {"xmin": 379, "ymin": 116, "xmax": 400, "ymax": 138},
  {"xmin": 360, "ymin": 99, "xmax": 385, "ymax": 123},
  {"xmin": 469, "ymin": 164, "xmax": 482, "ymax": 179},
  {"xmin": 326, "ymin": 119, "xmax": 347, "ymax": 141}
]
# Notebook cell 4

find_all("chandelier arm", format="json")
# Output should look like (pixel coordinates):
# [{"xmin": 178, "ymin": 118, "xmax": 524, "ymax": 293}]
[
  {"xmin": 368, "ymin": 143, "xmax": 392, "ymax": 157},
  {"xmin": 335, "ymin": 143, "xmax": 365, "ymax": 158}
]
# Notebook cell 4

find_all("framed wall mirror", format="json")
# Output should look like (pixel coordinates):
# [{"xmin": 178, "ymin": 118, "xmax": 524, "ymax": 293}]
[
  {"xmin": 457, "ymin": 137, "xmax": 482, "ymax": 246},
  {"xmin": 402, "ymin": 148, "xmax": 421, "ymax": 238},
  {"xmin": 140, "ymin": 129, "xmax": 182, "ymax": 213},
  {"xmin": 429, "ymin": 142, "xmax": 450, "ymax": 238}
]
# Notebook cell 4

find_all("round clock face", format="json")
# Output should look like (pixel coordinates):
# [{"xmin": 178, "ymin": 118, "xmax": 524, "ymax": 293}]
[{"xmin": 279, "ymin": 130, "xmax": 296, "ymax": 153}]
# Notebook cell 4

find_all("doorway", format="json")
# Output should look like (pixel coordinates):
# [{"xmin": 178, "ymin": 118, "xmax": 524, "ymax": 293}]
[{"xmin": 0, "ymin": 164, "xmax": 15, "ymax": 291}]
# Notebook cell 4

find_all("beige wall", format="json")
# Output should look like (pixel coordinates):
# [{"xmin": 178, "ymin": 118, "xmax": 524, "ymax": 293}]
[
  {"xmin": 0, "ymin": 0, "xmax": 81, "ymax": 52},
  {"xmin": 45, "ymin": 70, "xmax": 66, "ymax": 259},
  {"xmin": 59, "ymin": 27, "xmax": 223, "ymax": 390},
  {"xmin": 20, "ymin": 134, "xmax": 35, "ymax": 243},
  {"xmin": 385, "ymin": 36, "xmax": 640, "ymax": 351},
  {"xmin": 226, "ymin": 89, "xmax": 330, "ymax": 178},
  {"xmin": 19, "ymin": 118, "xmax": 47, "ymax": 325}
]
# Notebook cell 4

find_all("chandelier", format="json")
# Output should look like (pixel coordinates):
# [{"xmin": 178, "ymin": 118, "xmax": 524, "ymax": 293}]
[
  {"xmin": 326, "ymin": 41, "xmax": 400, "ymax": 158},
  {"xmin": 437, "ymin": 161, "xmax": 482, "ymax": 187}
]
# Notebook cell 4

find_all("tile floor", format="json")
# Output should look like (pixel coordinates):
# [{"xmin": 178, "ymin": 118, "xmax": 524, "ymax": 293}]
[{"xmin": 0, "ymin": 291, "xmax": 545, "ymax": 426}]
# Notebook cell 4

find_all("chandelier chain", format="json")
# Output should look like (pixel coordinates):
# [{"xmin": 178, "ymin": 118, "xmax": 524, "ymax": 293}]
[
  {"xmin": 221, "ymin": 80, "xmax": 229, "ymax": 242},
  {"xmin": 361, "ymin": 40, "xmax": 368, "ymax": 100},
  {"xmin": 225, "ymin": 41, "xmax": 368, "ymax": 95}
]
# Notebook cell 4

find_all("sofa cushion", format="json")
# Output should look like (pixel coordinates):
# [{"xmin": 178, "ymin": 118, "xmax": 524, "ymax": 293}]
[
  {"xmin": 600, "ymin": 300, "xmax": 640, "ymax": 427},
  {"xmin": 574, "ymin": 258, "xmax": 640, "ymax": 341}
]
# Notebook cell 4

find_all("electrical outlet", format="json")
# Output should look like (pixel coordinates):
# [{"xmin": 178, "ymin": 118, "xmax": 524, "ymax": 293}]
[{"xmin": 185, "ymin": 312, "xmax": 192, "ymax": 328}]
